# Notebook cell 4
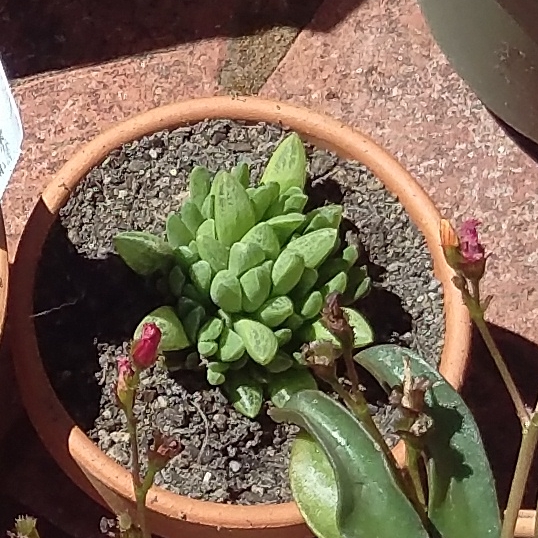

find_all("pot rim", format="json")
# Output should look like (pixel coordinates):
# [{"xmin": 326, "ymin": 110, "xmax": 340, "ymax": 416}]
[{"xmin": 10, "ymin": 95, "xmax": 471, "ymax": 529}]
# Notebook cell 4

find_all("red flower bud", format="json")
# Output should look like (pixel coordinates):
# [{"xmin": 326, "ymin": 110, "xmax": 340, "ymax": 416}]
[{"xmin": 131, "ymin": 322, "xmax": 161, "ymax": 370}]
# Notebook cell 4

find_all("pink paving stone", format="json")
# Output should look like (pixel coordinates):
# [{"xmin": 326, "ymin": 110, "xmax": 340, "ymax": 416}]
[
  {"xmin": 2, "ymin": 42, "xmax": 226, "ymax": 257},
  {"xmin": 261, "ymin": 0, "xmax": 538, "ymax": 345}
]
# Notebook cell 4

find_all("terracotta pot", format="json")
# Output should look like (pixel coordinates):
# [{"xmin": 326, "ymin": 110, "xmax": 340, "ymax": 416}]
[
  {"xmin": 10, "ymin": 96, "xmax": 471, "ymax": 538},
  {"xmin": 516, "ymin": 510, "xmax": 536, "ymax": 537}
]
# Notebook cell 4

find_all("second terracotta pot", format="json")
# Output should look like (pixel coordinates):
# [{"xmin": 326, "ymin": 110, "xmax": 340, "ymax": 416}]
[{"xmin": 10, "ymin": 96, "xmax": 471, "ymax": 538}]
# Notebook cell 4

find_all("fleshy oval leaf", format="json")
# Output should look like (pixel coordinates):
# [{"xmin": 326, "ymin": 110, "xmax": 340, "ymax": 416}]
[
  {"xmin": 234, "ymin": 318, "xmax": 279, "ymax": 365},
  {"xmin": 166, "ymin": 213, "xmax": 194, "ymax": 248},
  {"xmin": 260, "ymin": 133, "xmax": 307, "ymax": 193},
  {"xmin": 240, "ymin": 261, "xmax": 273, "ymax": 313},
  {"xmin": 268, "ymin": 368, "xmax": 317, "ymax": 408},
  {"xmin": 188, "ymin": 166, "xmax": 211, "ymax": 210},
  {"xmin": 223, "ymin": 370, "xmax": 264, "ymax": 418},
  {"xmin": 217, "ymin": 327, "xmax": 246, "ymax": 363},
  {"xmin": 210, "ymin": 269, "xmax": 243, "ymax": 313},
  {"xmin": 255, "ymin": 296, "xmax": 294, "ymax": 328},
  {"xmin": 241, "ymin": 222, "xmax": 281, "ymax": 260},
  {"xmin": 114, "ymin": 231, "xmax": 174, "ymax": 276},
  {"xmin": 285, "ymin": 228, "xmax": 337, "ymax": 269},
  {"xmin": 228, "ymin": 241, "xmax": 266, "ymax": 277},
  {"xmin": 272, "ymin": 251, "xmax": 305, "ymax": 296}
]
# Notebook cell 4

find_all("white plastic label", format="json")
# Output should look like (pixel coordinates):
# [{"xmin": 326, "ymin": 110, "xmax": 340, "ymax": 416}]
[{"xmin": 0, "ymin": 61, "xmax": 23, "ymax": 199}]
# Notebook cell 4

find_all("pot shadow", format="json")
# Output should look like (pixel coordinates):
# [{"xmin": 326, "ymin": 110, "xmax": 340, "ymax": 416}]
[
  {"xmin": 1, "ymin": 0, "xmax": 366, "ymax": 79},
  {"xmin": 34, "ymin": 220, "xmax": 165, "ymax": 430},
  {"xmin": 462, "ymin": 323, "xmax": 538, "ymax": 509}
]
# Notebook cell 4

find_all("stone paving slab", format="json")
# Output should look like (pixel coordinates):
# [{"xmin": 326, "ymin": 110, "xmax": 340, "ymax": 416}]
[
  {"xmin": 261, "ymin": 0, "xmax": 538, "ymax": 345},
  {"xmin": 2, "ymin": 42, "xmax": 225, "ymax": 257}
]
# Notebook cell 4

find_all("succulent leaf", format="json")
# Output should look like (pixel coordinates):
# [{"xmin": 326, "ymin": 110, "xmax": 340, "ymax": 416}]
[
  {"xmin": 188, "ymin": 165, "xmax": 212, "ymax": 210},
  {"xmin": 285, "ymin": 228, "xmax": 338, "ymax": 269},
  {"xmin": 255, "ymin": 296, "xmax": 295, "ymax": 328},
  {"xmin": 234, "ymin": 319, "xmax": 279, "ymax": 365},
  {"xmin": 166, "ymin": 213, "xmax": 194, "ymax": 248},
  {"xmin": 224, "ymin": 370, "xmax": 264, "ymax": 418},
  {"xmin": 228, "ymin": 241, "xmax": 265, "ymax": 276},
  {"xmin": 241, "ymin": 222, "xmax": 281, "ymax": 260},
  {"xmin": 240, "ymin": 261, "xmax": 273, "ymax": 313},
  {"xmin": 210, "ymin": 269, "xmax": 243, "ymax": 313},
  {"xmin": 134, "ymin": 306, "xmax": 190, "ymax": 351}
]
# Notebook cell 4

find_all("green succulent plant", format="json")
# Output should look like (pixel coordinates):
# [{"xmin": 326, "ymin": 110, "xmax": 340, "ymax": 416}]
[{"xmin": 114, "ymin": 133, "xmax": 374, "ymax": 417}]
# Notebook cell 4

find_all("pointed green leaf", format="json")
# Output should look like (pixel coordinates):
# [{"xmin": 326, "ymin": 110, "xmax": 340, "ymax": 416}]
[
  {"xmin": 261, "ymin": 133, "xmax": 307, "ymax": 193},
  {"xmin": 248, "ymin": 182, "xmax": 280, "ymax": 222},
  {"xmin": 198, "ymin": 317, "xmax": 224, "ymax": 342},
  {"xmin": 217, "ymin": 327, "xmax": 246, "ymax": 363},
  {"xmin": 240, "ymin": 261, "xmax": 273, "ymax": 313},
  {"xmin": 228, "ymin": 241, "xmax": 265, "ymax": 276},
  {"xmin": 255, "ymin": 296, "xmax": 294, "ymax": 328},
  {"xmin": 184, "ymin": 305, "xmax": 206, "ymax": 344},
  {"xmin": 267, "ymin": 213, "xmax": 306, "ymax": 245},
  {"xmin": 299, "ymin": 290, "xmax": 323, "ymax": 319},
  {"xmin": 210, "ymin": 270, "xmax": 243, "ymax": 313},
  {"xmin": 231, "ymin": 161, "xmax": 250, "ymax": 189},
  {"xmin": 180, "ymin": 199, "xmax": 204, "ymax": 236},
  {"xmin": 291, "ymin": 267, "xmax": 318, "ymax": 299},
  {"xmin": 284, "ymin": 193, "xmax": 308, "ymax": 214},
  {"xmin": 224, "ymin": 370, "xmax": 264, "ymax": 418},
  {"xmin": 201, "ymin": 194, "xmax": 215, "ymax": 220},
  {"xmin": 188, "ymin": 166, "xmax": 211, "ymax": 210},
  {"xmin": 173, "ymin": 245, "xmax": 199, "ymax": 270},
  {"xmin": 303, "ymin": 205, "xmax": 343, "ymax": 234},
  {"xmin": 354, "ymin": 345, "xmax": 502, "ymax": 538},
  {"xmin": 274, "ymin": 328, "xmax": 293, "ymax": 347},
  {"xmin": 285, "ymin": 229, "xmax": 338, "ymax": 269},
  {"xmin": 189, "ymin": 260, "xmax": 212, "ymax": 295},
  {"xmin": 182, "ymin": 282, "xmax": 210, "ymax": 307},
  {"xmin": 114, "ymin": 231, "xmax": 174, "ymax": 276},
  {"xmin": 268, "ymin": 368, "xmax": 317, "ymax": 407},
  {"xmin": 285, "ymin": 313, "xmax": 304, "ymax": 331},
  {"xmin": 272, "ymin": 251, "xmax": 305, "ymax": 296},
  {"xmin": 321, "ymin": 271, "xmax": 348, "ymax": 297},
  {"xmin": 207, "ymin": 361, "xmax": 229, "ymax": 385},
  {"xmin": 234, "ymin": 319, "xmax": 279, "ymax": 365},
  {"xmin": 265, "ymin": 352, "xmax": 294, "ymax": 373},
  {"xmin": 214, "ymin": 171, "xmax": 256, "ymax": 246},
  {"xmin": 196, "ymin": 235, "xmax": 230, "ymax": 273},
  {"xmin": 198, "ymin": 340, "xmax": 218, "ymax": 357},
  {"xmin": 134, "ymin": 306, "xmax": 190, "ymax": 351},
  {"xmin": 168, "ymin": 265, "xmax": 186, "ymax": 297},
  {"xmin": 166, "ymin": 213, "xmax": 194, "ymax": 248},
  {"xmin": 196, "ymin": 218, "xmax": 216, "ymax": 239},
  {"xmin": 342, "ymin": 245, "xmax": 359, "ymax": 267},
  {"xmin": 176, "ymin": 296, "xmax": 200, "ymax": 319},
  {"xmin": 270, "ymin": 391, "xmax": 430, "ymax": 538},
  {"xmin": 317, "ymin": 258, "xmax": 349, "ymax": 286},
  {"xmin": 241, "ymin": 222, "xmax": 281, "ymax": 260}
]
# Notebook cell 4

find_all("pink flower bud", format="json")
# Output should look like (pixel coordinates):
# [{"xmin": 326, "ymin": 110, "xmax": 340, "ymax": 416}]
[
  {"xmin": 131, "ymin": 322, "xmax": 162, "ymax": 370},
  {"xmin": 116, "ymin": 356, "xmax": 135, "ymax": 410},
  {"xmin": 459, "ymin": 219, "xmax": 485, "ymax": 263}
]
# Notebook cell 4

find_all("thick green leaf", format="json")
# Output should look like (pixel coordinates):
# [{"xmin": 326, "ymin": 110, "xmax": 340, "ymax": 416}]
[
  {"xmin": 249, "ymin": 182, "xmax": 280, "ymax": 222},
  {"xmin": 268, "ymin": 368, "xmax": 317, "ymax": 407},
  {"xmin": 274, "ymin": 327, "xmax": 292, "ymax": 347},
  {"xmin": 272, "ymin": 251, "xmax": 305, "ymax": 295},
  {"xmin": 198, "ymin": 340, "xmax": 218, "ymax": 357},
  {"xmin": 303, "ymin": 205, "xmax": 343, "ymax": 234},
  {"xmin": 271, "ymin": 391, "xmax": 429, "ymax": 538},
  {"xmin": 188, "ymin": 166, "xmax": 211, "ymax": 210},
  {"xmin": 183, "ymin": 305, "xmax": 206, "ymax": 344},
  {"xmin": 217, "ymin": 327, "xmax": 246, "ymax": 363},
  {"xmin": 134, "ymin": 306, "xmax": 190, "ymax": 351},
  {"xmin": 234, "ymin": 318, "xmax": 279, "ymax": 365},
  {"xmin": 241, "ymin": 222, "xmax": 281, "ymax": 260},
  {"xmin": 180, "ymin": 199, "xmax": 204, "ymax": 236},
  {"xmin": 265, "ymin": 351, "xmax": 294, "ymax": 373},
  {"xmin": 114, "ymin": 231, "xmax": 174, "ymax": 276},
  {"xmin": 321, "ymin": 271, "xmax": 348, "ymax": 297},
  {"xmin": 354, "ymin": 345, "xmax": 501, "ymax": 538},
  {"xmin": 206, "ymin": 361, "xmax": 229, "ymax": 385},
  {"xmin": 285, "ymin": 228, "xmax": 338, "ymax": 269},
  {"xmin": 198, "ymin": 317, "xmax": 224, "ymax": 342},
  {"xmin": 196, "ymin": 218, "xmax": 216, "ymax": 239},
  {"xmin": 299, "ymin": 290, "xmax": 323, "ymax": 319},
  {"xmin": 288, "ymin": 431, "xmax": 339, "ymax": 538},
  {"xmin": 255, "ymin": 296, "xmax": 294, "ymax": 328},
  {"xmin": 196, "ymin": 234, "xmax": 230, "ymax": 273},
  {"xmin": 173, "ymin": 245, "xmax": 199, "ymax": 270},
  {"xmin": 240, "ymin": 261, "xmax": 273, "ymax": 312},
  {"xmin": 201, "ymin": 194, "xmax": 215, "ymax": 220},
  {"xmin": 283, "ymin": 193, "xmax": 308, "ymax": 214},
  {"xmin": 189, "ymin": 260, "xmax": 212, "ymax": 295},
  {"xmin": 176, "ymin": 296, "xmax": 200, "ymax": 319},
  {"xmin": 267, "ymin": 213, "xmax": 306, "ymax": 245},
  {"xmin": 228, "ymin": 241, "xmax": 265, "ymax": 276},
  {"xmin": 260, "ymin": 133, "xmax": 307, "ymax": 193},
  {"xmin": 214, "ymin": 171, "xmax": 256, "ymax": 246},
  {"xmin": 168, "ymin": 266, "xmax": 186, "ymax": 297},
  {"xmin": 231, "ymin": 162, "xmax": 250, "ymax": 189},
  {"xmin": 166, "ymin": 213, "xmax": 194, "ymax": 247},
  {"xmin": 291, "ymin": 267, "xmax": 318, "ymax": 299},
  {"xmin": 224, "ymin": 370, "xmax": 264, "ymax": 418},
  {"xmin": 210, "ymin": 270, "xmax": 243, "ymax": 313}
]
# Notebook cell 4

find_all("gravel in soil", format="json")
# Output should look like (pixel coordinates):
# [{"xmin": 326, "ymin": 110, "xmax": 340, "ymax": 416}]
[{"xmin": 34, "ymin": 119, "xmax": 444, "ymax": 505}]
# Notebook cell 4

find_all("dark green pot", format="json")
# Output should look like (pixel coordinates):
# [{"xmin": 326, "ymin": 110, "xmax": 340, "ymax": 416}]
[{"xmin": 418, "ymin": 0, "xmax": 538, "ymax": 144}]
